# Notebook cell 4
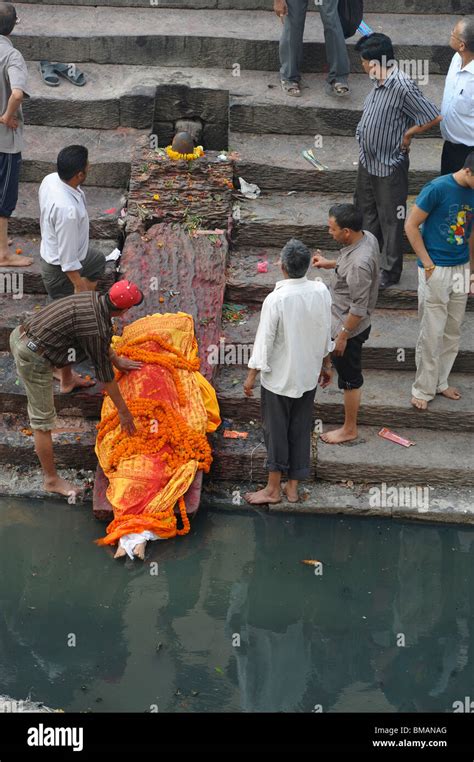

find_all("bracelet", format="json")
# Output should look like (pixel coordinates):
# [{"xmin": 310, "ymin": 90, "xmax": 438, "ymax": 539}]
[
  {"xmin": 424, "ymin": 265, "xmax": 436, "ymax": 272},
  {"xmin": 340, "ymin": 326, "xmax": 350, "ymax": 334}
]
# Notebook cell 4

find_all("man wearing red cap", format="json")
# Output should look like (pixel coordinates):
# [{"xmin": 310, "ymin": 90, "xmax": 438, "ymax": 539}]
[{"xmin": 9, "ymin": 281, "xmax": 144, "ymax": 498}]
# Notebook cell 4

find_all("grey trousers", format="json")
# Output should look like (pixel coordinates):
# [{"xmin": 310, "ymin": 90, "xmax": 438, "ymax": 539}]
[
  {"xmin": 40, "ymin": 245, "xmax": 110, "ymax": 300},
  {"xmin": 261, "ymin": 385, "xmax": 316, "ymax": 480},
  {"xmin": 280, "ymin": 0, "xmax": 349, "ymax": 84},
  {"xmin": 354, "ymin": 159, "xmax": 409, "ymax": 279}
]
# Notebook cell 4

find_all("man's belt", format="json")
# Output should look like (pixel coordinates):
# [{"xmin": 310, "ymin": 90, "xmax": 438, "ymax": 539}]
[{"xmin": 19, "ymin": 325, "xmax": 47, "ymax": 357}]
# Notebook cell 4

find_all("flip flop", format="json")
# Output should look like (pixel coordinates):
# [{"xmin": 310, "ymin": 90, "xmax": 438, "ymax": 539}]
[
  {"xmin": 53, "ymin": 62, "xmax": 87, "ymax": 87},
  {"xmin": 39, "ymin": 60, "xmax": 60, "ymax": 87}
]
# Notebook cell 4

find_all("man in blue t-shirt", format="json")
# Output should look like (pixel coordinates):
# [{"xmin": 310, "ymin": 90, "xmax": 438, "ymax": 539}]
[{"xmin": 405, "ymin": 151, "xmax": 474, "ymax": 409}]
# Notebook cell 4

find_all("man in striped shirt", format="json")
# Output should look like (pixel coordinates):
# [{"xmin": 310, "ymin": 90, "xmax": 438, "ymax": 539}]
[
  {"xmin": 9, "ymin": 281, "xmax": 144, "ymax": 498},
  {"xmin": 354, "ymin": 33, "xmax": 441, "ymax": 289}
]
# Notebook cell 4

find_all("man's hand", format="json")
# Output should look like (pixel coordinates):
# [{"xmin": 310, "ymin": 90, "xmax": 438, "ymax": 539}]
[
  {"xmin": 425, "ymin": 267, "xmax": 436, "ymax": 281},
  {"xmin": 119, "ymin": 408, "xmax": 136, "ymax": 436},
  {"xmin": 244, "ymin": 370, "xmax": 257, "ymax": 398},
  {"xmin": 333, "ymin": 333, "xmax": 348, "ymax": 357},
  {"xmin": 113, "ymin": 355, "xmax": 143, "ymax": 373},
  {"xmin": 274, "ymin": 0, "xmax": 288, "ymax": 20},
  {"xmin": 318, "ymin": 366, "xmax": 333, "ymax": 388},
  {"xmin": 312, "ymin": 250, "xmax": 335, "ymax": 269},
  {"xmin": 74, "ymin": 278, "xmax": 96, "ymax": 293},
  {"xmin": 0, "ymin": 113, "xmax": 19, "ymax": 130},
  {"xmin": 401, "ymin": 130, "xmax": 413, "ymax": 153}
]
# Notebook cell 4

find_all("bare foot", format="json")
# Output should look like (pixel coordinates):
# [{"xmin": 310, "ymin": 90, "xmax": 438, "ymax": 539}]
[
  {"xmin": 243, "ymin": 488, "xmax": 281, "ymax": 505},
  {"xmin": 320, "ymin": 427, "xmax": 358, "ymax": 444},
  {"xmin": 0, "ymin": 253, "xmax": 33, "ymax": 267},
  {"xmin": 57, "ymin": 372, "xmax": 96, "ymax": 394},
  {"xmin": 44, "ymin": 477, "xmax": 82, "ymax": 498},
  {"xmin": 133, "ymin": 541, "xmax": 146, "ymax": 560},
  {"xmin": 114, "ymin": 546, "xmax": 127, "ymax": 559},
  {"xmin": 439, "ymin": 386, "xmax": 461, "ymax": 400},
  {"xmin": 281, "ymin": 482, "xmax": 299, "ymax": 503},
  {"xmin": 411, "ymin": 396, "xmax": 428, "ymax": 410}
]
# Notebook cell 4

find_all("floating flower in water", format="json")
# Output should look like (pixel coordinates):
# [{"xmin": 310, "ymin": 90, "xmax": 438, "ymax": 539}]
[
  {"xmin": 165, "ymin": 145, "xmax": 205, "ymax": 161},
  {"xmin": 16, "ymin": 248, "xmax": 23, "ymax": 255},
  {"xmin": 153, "ymin": 194, "xmax": 160, "ymax": 201}
]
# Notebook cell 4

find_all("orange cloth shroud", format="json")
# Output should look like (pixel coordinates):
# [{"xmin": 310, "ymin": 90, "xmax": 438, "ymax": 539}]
[{"xmin": 95, "ymin": 312, "xmax": 220, "ymax": 546}]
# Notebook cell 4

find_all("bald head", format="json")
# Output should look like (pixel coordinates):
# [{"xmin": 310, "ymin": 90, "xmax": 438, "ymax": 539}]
[
  {"xmin": 171, "ymin": 131, "xmax": 195, "ymax": 155},
  {"xmin": 0, "ymin": 3, "xmax": 16, "ymax": 36}
]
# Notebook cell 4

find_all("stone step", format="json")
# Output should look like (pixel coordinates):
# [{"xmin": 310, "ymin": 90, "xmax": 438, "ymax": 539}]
[
  {"xmin": 14, "ymin": 7, "xmax": 457, "ymax": 72},
  {"xmin": 215, "ymin": 366, "xmax": 474, "ymax": 432},
  {"xmin": 219, "ymin": 306, "xmax": 474, "ymax": 372},
  {"xmin": 0, "ymin": 413, "xmax": 98, "ymax": 469},
  {"xmin": 209, "ymin": 421, "xmax": 474, "ymax": 486},
  {"xmin": 9, "ymin": 183, "xmax": 124, "ymax": 238},
  {"xmin": 0, "ymin": 294, "xmax": 49, "ymax": 352},
  {"xmin": 19, "ymin": 0, "xmax": 466, "ymax": 12},
  {"xmin": 20, "ymin": 126, "xmax": 146, "ymax": 188},
  {"xmin": 23, "ymin": 62, "xmax": 445, "ymax": 137},
  {"xmin": 226, "ymin": 249, "xmax": 474, "ymax": 312},
  {"xmin": 0, "ymin": 238, "xmax": 118, "ymax": 295},
  {"xmin": 233, "ymin": 190, "xmax": 422, "ymax": 250},
  {"xmin": 203, "ymin": 482, "xmax": 474, "ymax": 525},
  {"xmin": 233, "ymin": 133, "xmax": 443, "ymax": 193}
]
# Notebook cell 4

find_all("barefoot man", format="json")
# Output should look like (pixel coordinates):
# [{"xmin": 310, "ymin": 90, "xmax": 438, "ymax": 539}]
[
  {"xmin": 39, "ymin": 145, "xmax": 111, "ymax": 393},
  {"xmin": 9, "ymin": 281, "xmax": 144, "ymax": 498},
  {"xmin": 406, "ymin": 152, "xmax": 474, "ymax": 410},
  {"xmin": 312, "ymin": 204, "xmax": 380, "ymax": 444},
  {"xmin": 243, "ymin": 239, "xmax": 334, "ymax": 505},
  {"xmin": 0, "ymin": 2, "xmax": 33, "ymax": 267}
]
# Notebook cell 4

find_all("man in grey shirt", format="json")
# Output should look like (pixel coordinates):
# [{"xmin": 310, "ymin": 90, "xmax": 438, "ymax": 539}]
[
  {"xmin": 0, "ymin": 2, "xmax": 32, "ymax": 267},
  {"xmin": 312, "ymin": 203, "xmax": 380, "ymax": 443}
]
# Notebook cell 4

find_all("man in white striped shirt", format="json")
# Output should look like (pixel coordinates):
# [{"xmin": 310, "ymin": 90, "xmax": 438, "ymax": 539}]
[{"xmin": 354, "ymin": 33, "xmax": 441, "ymax": 289}]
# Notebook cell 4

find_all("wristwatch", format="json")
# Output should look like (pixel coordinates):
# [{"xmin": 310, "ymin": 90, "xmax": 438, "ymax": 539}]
[{"xmin": 340, "ymin": 326, "xmax": 350, "ymax": 334}]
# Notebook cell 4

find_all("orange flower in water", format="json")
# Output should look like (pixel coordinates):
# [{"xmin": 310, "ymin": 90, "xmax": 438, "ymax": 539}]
[{"xmin": 16, "ymin": 248, "xmax": 23, "ymax": 255}]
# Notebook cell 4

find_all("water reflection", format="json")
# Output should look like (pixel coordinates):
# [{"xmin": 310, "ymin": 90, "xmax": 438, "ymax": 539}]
[{"xmin": 0, "ymin": 499, "xmax": 473, "ymax": 713}]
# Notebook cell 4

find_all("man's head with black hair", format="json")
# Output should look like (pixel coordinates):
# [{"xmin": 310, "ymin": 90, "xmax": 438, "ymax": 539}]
[
  {"xmin": 0, "ymin": 2, "xmax": 17, "ymax": 36},
  {"xmin": 57, "ymin": 145, "xmax": 89, "ymax": 186},
  {"xmin": 280, "ymin": 238, "xmax": 311, "ymax": 279},
  {"xmin": 355, "ymin": 33, "xmax": 395, "ymax": 79}
]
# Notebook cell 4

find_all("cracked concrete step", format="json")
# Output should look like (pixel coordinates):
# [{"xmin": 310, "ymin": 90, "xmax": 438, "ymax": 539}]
[
  {"xmin": 21, "ymin": 126, "xmax": 147, "ymax": 188},
  {"xmin": 219, "ymin": 306, "xmax": 474, "ymax": 372},
  {"xmin": 226, "ymin": 249, "xmax": 474, "ymax": 313},
  {"xmin": 233, "ymin": 190, "xmax": 422, "ymax": 250},
  {"xmin": 9, "ymin": 183, "xmax": 124, "ymax": 239},
  {"xmin": 232, "ymin": 133, "xmax": 443, "ymax": 193},
  {"xmin": 202, "ymin": 482, "xmax": 474, "ymax": 525},
  {"xmin": 0, "ymin": 413, "xmax": 98, "ymax": 469},
  {"xmin": 23, "ymin": 62, "xmax": 445, "ymax": 136},
  {"xmin": 209, "ymin": 421, "xmax": 474, "ymax": 486},
  {"xmin": 13, "ymin": 7, "xmax": 458, "ymax": 72},
  {"xmin": 0, "ymin": 237, "xmax": 118, "ymax": 295},
  {"xmin": 215, "ymin": 366, "xmax": 474, "ymax": 432},
  {"xmin": 20, "ymin": 0, "xmax": 467, "ymax": 11}
]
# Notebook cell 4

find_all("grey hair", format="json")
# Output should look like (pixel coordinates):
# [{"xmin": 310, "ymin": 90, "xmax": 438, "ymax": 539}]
[
  {"xmin": 280, "ymin": 238, "xmax": 311, "ymax": 278},
  {"xmin": 458, "ymin": 17, "xmax": 474, "ymax": 52}
]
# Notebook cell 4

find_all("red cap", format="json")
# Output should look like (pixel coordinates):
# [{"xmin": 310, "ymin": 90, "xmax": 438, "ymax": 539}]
[{"xmin": 108, "ymin": 280, "xmax": 144, "ymax": 310}]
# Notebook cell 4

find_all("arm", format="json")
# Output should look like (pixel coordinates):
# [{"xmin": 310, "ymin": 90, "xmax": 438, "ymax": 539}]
[
  {"xmin": 0, "ymin": 88, "xmax": 24, "ymax": 129},
  {"xmin": 244, "ymin": 298, "xmax": 279, "ymax": 397},
  {"xmin": 273, "ymin": 0, "xmax": 288, "ymax": 20},
  {"xmin": 109, "ymin": 348, "xmax": 143, "ymax": 374},
  {"xmin": 312, "ymin": 249, "xmax": 337, "ymax": 269},
  {"xmin": 319, "ymin": 288, "xmax": 335, "ymax": 385},
  {"xmin": 402, "ymin": 116, "xmax": 442, "ymax": 152},
  {"xmin": 103, "ymin": 378, "xmax": 136, "ymax": 435},
  {"xmin": 52, "ymin": 206, "xmax": 93, "ymax": 291},
  {"xmin": 470, "ymin": 227, "xmax": 474, "ymax": 274},
  {"xmin": 333, "ymin": 313, "xmax": 364, "ymax": 357},
  {"xmin": 401, "ymin": 84, "xmax": 442, "ymax": 152},
  {"xmin": 405, "ymin": 205, "xmax": 436, "ymax": 274}
]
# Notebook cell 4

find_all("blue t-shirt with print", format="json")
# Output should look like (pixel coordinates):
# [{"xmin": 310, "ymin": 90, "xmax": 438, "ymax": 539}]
[{"xmin": 415, "ymin": 174, "xmax": 474, "ymax": 267}]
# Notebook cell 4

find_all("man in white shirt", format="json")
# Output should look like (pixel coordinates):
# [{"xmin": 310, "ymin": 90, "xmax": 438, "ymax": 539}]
[
  {"xmin": 39, "ymin": 144, "xmax": 108, "ymax": 392},
  {"xmin": 441, "ymin": 18, "xmax": 474, "ymax": 175},
  {"xmin": 243, "ymin": 239, "xmax": 334, "ymax": 505}
]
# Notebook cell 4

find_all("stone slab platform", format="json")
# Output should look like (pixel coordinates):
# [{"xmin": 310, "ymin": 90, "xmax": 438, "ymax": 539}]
[
  {"xmin": 13, "ymin": 7, "xmax": 458, "ymax": 73},
  {"xmin": 215, "ymin": 366, "xmax": 474, "ymax": 432},
  {"xmin": 20, "ymin": 0, "xmax": 468, "ymax": 11},
  {"xmin": 220, "ymin": 307, "xmax": 474, "ymax": 372}
]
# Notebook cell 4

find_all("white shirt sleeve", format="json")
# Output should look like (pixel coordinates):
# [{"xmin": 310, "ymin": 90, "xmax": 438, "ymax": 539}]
[
  {"xmin": 248, "ymin": 296, "xmax": 280, "ymax": 372},
  {"xmin": 324, "ymin": 288, "xmax": 335, "ymax": 354},
  {"xmin": 51, "ymin": 204, "xmax": 82, "ymax": 272}
]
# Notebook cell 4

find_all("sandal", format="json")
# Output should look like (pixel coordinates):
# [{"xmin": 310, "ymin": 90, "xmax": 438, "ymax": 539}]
[
  {"xmin": 326, "ymin": 80, "xmax": 350, "ymax": 97},
  {"xmin": 53, "ymin": 62, "xmax": 87, "ymax": 87},
  {"xmin": 39, "ymin": 60, "xmax": 60, "ymax": 87},
  {"xmin": 281, "ymin": 79, "xmax": 301, "ymax": 97}
]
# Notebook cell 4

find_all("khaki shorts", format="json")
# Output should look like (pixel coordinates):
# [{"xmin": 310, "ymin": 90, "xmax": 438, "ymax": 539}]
[{"xmin": 9, "ymin": 326, "xmax": 56, "ymax": 431}]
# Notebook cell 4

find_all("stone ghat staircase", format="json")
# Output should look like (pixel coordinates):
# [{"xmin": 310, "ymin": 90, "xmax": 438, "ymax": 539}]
[{"xmin": 0, "ymin": 1, "xmax": 473, "ymax": 521}]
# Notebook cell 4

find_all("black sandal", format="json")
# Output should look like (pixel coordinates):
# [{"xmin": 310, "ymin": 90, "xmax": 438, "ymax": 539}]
[
  {"xmin": 53, "ymin": 62, "xmax": 87, "ymax": 87},
  {"xmin": 39, "ymin": 60, "xmax": 60, "ymax": 87}
]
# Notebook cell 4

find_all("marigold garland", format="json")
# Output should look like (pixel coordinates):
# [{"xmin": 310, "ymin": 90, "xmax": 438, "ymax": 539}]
[{"xmin": 165, "ymin": 145, "xmax": 205, "ymax": 161}]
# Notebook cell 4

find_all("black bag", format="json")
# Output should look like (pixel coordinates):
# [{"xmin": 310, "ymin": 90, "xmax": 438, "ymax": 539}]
[{"xmin": 338, "ymin": 0, "xmax": 364, "ymax": 39}]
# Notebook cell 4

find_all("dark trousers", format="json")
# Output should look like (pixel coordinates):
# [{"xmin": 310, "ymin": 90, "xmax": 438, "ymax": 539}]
[
  {"xmin": 354, "ymin": 159, "xmax": 409, "ymax": 280},
  {"xmin": 40, "ymin": 245, "xmax": 109, "ymax": 300},
  {"xmin": 0, "ymin": 152, "xmax": 21, "ymax": 217},
  {"xmin": 441, "ymin": 141, "xmax": 474, "ymax": 176},
  {"xmin": 261, "ymin": 385, "xmax": 316, "ymax": 480}
]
